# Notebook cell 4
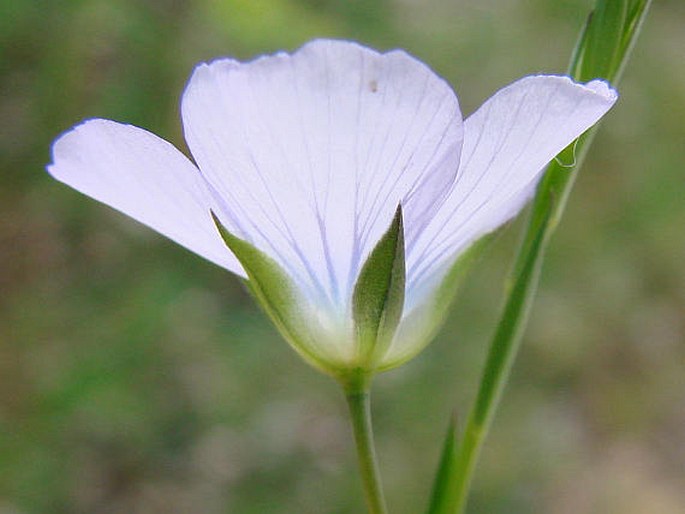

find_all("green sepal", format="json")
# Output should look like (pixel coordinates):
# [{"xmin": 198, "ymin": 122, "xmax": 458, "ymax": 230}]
[
  {"xmin": 426, "ymin": 413, "xmax": 460, "ymax": 514},
  {"xmin": 211, "ymin": 212, "xmax": 335, "ymax": 375},
  {"xmin": 378, "ymin": 233, "xmax": 493, "ymax": 371},
  {"xmin": 352, "ymin": 205, "xmax": 406, "ymax": 365}
]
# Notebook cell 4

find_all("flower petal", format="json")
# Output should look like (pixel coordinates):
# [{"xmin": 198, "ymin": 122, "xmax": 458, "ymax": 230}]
[
  {"xmin": 406, "ymin": 75, "xmax": 617, "ymax": 310},
  {"xmin": 47, "ymin": 119, "xmax": 242, "ymax": 274},
  {"xmin": 181, "ymin": 39, "xmax": 462, "ymax": 311}
]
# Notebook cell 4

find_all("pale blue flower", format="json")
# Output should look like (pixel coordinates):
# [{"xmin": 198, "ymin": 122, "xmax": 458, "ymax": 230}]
[{"xmin": 48, "ymin": 40, "xmax": 617, "ymax": 376}]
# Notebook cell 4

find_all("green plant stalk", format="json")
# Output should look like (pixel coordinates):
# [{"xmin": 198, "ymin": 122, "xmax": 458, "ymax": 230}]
[
  {"xmin": 345, "ymin": 376, "xmax": 389, "ymax": 514},
  {"xmin": 445, "ymin": 1, "xmax": 652, "ymax": 512}
]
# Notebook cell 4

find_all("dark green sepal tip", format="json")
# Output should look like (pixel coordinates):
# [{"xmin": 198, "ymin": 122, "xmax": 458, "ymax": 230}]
[{"xmin": 352, "ymin": 204, "xmax": 406, "ymax": 366}]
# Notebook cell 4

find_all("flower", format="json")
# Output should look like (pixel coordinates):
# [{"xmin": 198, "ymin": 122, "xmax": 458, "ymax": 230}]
[{"xmin": 48, "ymin": 39, "xmax": 617, "ymax": 380}]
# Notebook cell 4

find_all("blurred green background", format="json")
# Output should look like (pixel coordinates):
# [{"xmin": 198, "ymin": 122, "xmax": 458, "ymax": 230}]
[{"xmin": 1, "ymin": 0, "xmax": 684, "ymax": 513}]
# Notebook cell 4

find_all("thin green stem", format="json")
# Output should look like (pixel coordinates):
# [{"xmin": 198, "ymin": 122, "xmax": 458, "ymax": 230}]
[
  {"xmin": 345, "ymin": 382, "xmax": 388, "ymax": 514},
  {"xmin": 449, "ymin": 207, "xmax": 550, "ymax": 512},
  {"xmin": 442, "ymin": 1, "xmax": 652, "ymax": 512}
]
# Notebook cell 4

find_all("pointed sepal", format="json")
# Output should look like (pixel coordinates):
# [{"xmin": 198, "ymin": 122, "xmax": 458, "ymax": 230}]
[
  {"xmin": 352, "ymin": 205, "xmax": 406, "ymax": 366},
  {"xmin": 211, "ymin": 212, "xmax": 337, "ymax": 375},
  {"xmin": 379, "ymin": 233, "xmax": 493, "ymax": 371}
]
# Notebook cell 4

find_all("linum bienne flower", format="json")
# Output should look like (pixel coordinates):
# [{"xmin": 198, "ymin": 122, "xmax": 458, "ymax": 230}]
[{"xmin": 48, "ymin": 39, "xmax": 617, "ymax": 385}]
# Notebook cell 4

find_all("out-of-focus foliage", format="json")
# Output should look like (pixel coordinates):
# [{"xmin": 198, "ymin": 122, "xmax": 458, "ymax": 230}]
[{"xmin": 1, "ymin": 1, "xmax": 683, "ymax": 513}]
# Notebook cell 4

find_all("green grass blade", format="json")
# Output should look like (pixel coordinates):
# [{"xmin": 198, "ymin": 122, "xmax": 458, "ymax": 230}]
[
  {"xmin": 580, "ymin": 0, "xmax": 628, "ymax": 81},
  {"xmin": 425, "ymin": 1, "xmax": 653, "ymax": 512},
  {"xmin": 426, "ymin": 414, "xmax": 459, "ymax": 514}
]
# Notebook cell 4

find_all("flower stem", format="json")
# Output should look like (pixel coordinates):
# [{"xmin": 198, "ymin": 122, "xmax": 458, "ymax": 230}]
[{"xmin": 345, "ymin": 381, "xmax": 388, "ymax": 514}]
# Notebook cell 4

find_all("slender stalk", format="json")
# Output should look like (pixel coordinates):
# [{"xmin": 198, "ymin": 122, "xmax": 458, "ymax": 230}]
[
  {"xmin": 345, "ymin": 380, "xmax": 388, "ymax": 514},
  {"xmin": 449, "ymin": 209, "xmax": 550, "ymax": 512},
  {"xmin": 443, "ymin": 1, "xmax": 652, "ymax": 512}
]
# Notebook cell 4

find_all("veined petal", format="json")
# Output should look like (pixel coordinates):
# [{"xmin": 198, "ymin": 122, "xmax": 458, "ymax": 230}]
[
  {"xmin": 405, "ymin": 75, "xmax": 617, "ymax": 312},
  {"xmin": 47, "ymin": 119, "xmax": 242, "ymax": 274},
  {"xmin": 181, "ymin": 39, "xmax": 462, "ymax": 315}
]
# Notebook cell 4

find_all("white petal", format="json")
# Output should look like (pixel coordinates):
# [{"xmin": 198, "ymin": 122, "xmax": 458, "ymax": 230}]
[
  {"xmin": 181, "ymin": 39, "xmax": 462, "ymax": 312},
  {"xmin": 405, "ymin": 75, "xmax": 617, "ymax": 311},
  {"xmin": 47, "ymin": 119, "xmax": 242, "ymax": 274}
]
